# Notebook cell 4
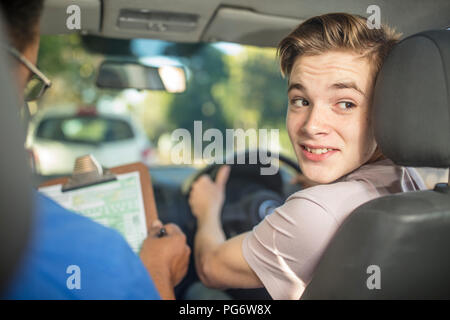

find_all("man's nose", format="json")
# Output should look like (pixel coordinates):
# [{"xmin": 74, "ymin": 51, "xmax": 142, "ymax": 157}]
[{"xmin": 300, "ymin": 105, "xmax": 330, "ymax": 137}]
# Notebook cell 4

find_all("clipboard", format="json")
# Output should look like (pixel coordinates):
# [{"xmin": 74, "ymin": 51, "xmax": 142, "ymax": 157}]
[{"xmin": 38, "ymin": 155, "xmax": 159, "ymax": 252}]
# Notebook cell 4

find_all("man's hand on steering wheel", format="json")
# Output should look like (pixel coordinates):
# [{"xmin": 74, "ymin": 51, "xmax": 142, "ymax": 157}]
[{"xmin": 188, "ymin": 165, "xmax": 231, "ymax": 222}]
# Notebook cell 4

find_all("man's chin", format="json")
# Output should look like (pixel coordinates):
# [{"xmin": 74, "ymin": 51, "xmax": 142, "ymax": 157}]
[
  {"xmin": 297, "ymin": 153, "xmax": 347, "ymax": 184},
  {"xmin": 301, "ymin": 167, "xmax": 341, "ymax": 185}
]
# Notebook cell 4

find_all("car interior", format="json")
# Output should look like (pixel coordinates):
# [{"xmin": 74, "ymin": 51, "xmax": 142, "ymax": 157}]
[{"xmin": 1, "ymin": 0, "xmax": 449, "ymax": 300}]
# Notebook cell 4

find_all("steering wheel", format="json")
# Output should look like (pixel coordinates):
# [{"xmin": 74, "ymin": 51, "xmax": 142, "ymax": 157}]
[{"xmin": 184, "ymin": 150, "xmax": 302, "ymax": 238}]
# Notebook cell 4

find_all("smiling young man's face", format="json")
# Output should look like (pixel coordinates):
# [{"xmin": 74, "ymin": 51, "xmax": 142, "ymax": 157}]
[{"xmin": 286, "ymin": 50, "xmax": 377, "ymax": 184}]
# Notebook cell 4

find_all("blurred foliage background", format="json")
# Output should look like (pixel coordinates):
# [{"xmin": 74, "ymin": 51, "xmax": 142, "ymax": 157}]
[{"xmin": 36, "ymin": 34, "xmax": 295, "ymax": 163}]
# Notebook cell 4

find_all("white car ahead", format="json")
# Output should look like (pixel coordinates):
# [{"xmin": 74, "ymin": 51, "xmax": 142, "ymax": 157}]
[{"xmin": 26, "ymin": 107, "xmax": 157, "ymax": 176}]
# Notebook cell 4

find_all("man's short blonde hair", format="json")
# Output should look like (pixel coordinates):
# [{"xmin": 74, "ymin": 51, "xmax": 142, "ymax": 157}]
[{"xmin": 278, "ymin": 13, "xmax": 401, "ymax": 79}]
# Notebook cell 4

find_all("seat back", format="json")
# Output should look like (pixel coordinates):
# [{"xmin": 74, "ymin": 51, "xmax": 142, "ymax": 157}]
[
  {"xmin": 302, "ymin": 187, "xmax": 450, "ymax": 299},
  {"xmin": 302, "ymin": 30, "xmax": 450, "ymax": 299}
]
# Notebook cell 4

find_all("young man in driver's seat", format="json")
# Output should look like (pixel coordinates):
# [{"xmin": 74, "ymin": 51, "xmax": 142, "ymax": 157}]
[{"xmin": 189, "ymin": 13, "xmax": 426, "ymax": 299}]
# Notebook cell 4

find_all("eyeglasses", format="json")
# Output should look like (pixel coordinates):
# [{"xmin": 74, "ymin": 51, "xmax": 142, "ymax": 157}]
[{"xmin": 2, "ymin": 44, "xmax": 52, "ymax": 101}]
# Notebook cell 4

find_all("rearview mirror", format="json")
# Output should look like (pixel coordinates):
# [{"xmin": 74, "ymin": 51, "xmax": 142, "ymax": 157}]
[{"xmin": 96, "ymin": 60, "xmax": 186, "ymax": 93}]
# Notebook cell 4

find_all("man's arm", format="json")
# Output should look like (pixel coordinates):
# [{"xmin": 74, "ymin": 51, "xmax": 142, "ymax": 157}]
[
  {"xmin": 195, "ymin": 221, "xmax": 262, "ymax": 288},
  {"xmin": 189, "ymin": 166, "xmax": 263, "ymax": 289}
]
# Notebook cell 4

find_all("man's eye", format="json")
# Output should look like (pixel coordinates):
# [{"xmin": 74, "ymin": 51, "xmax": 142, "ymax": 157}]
[
  {"xmin": 291, "ymin": 98, "xmax": 309, "ymax": 107},
  {"xmin": 337, "ymin": 101, "xmax": 356, "ymax": 110}
]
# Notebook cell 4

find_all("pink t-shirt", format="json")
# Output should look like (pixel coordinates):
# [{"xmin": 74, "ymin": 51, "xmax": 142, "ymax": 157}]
[{"xmin": 242, "ymin": 159, "xmax": 426, "ymax": 300}]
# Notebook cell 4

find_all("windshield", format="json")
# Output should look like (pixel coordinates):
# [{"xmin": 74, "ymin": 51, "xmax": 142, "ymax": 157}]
[{"xmin": 31, "ymin": 34, "xmax": 293, "ymax": 172}]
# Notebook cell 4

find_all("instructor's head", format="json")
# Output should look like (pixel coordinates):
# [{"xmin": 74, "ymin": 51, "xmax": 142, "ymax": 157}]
[
  {"xmin": 0, "ymin": 0, "xmax": 47, "ymax": 98},
  {"xmin": 279, "ymin": 13, "xmax": 400, "ymax": 184}
]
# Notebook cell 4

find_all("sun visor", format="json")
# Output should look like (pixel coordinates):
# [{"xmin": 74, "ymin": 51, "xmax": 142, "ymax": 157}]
[
  {"xmin": 202, "ymin": 7, "xmax": 302, "ymax": 47},
  {"xmin": 40, "ymin": 0, "xmax": 101, "ymax": 35}
]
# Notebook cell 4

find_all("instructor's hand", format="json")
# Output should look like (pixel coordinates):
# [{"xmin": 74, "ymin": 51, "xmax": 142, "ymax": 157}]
[{"xmin": 139, "ymin": 221, "xmax": 191, "ymax": 299}]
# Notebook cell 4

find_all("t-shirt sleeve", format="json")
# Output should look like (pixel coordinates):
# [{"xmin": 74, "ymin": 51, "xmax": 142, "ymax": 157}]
[{"xmin": 242, "ymin": 195, "xmax": 339, "ymax": 300}]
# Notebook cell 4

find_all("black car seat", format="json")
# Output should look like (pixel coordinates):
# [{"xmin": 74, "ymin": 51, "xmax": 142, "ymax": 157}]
[
  {"xmin": 302, "ymin": 30, "xmax": 450, "ymax": 299},
  {"xmin": 0, "ymin": 11, "xmax": 34, "ymax": 296}
]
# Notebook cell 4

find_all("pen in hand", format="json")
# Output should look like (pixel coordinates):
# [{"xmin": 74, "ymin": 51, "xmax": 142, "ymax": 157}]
[
  {"xmin": 157, "ymin": 227, "xmax": 167, "ymax": 238},
  {"xmin": 150, "ymin": 220, "xmax": 167, "ymax": 238}
]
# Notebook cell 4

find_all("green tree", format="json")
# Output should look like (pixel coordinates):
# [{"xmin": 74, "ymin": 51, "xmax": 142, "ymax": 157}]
[
  {"xmin": 213, "ymin": 46, "xmax": 294, "ymax": 156},
  {"xmin": 37, "ymin": 34, "xmax": 115, "ymax": 109},
  {"xmin": 162, "ymin": 43, "xmax": 230, "ymax": 134}
]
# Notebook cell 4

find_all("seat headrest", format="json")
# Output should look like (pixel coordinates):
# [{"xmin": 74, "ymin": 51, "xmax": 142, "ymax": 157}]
[
  {"xmin": 0, "ymin": 12, "xmax": 33, "ymax": 296},
  {"xmin": 373, "ymin": 30, "xmax": 450, "ymax": 168}
]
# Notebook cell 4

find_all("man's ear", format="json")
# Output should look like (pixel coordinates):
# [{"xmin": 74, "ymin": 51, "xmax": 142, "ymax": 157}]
[
  {"xmin": 23, "ymin": 33, "xmax": 40, "ymax": 65},
  {"xmin": 15, "ymin": 35, "xmax": 40, "ymax": 94}
]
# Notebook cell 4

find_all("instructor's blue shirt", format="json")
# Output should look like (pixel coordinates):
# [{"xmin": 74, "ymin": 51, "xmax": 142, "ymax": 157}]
[{"xmin": 6, "ymin": 192, "xmax": 160, "ymax": 300}]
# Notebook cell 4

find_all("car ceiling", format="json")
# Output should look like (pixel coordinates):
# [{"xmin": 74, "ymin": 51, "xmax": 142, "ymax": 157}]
[{"xmin": 41, "ymin": 0, "xmax": 450, "ymax": 47}]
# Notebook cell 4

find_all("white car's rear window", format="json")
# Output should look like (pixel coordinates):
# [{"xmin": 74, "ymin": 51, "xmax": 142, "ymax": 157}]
[{"xmin": 36, "ymin": 116, "xmax": 135, "ymax": 144}]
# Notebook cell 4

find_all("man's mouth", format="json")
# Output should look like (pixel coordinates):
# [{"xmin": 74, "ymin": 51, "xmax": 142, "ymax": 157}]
[
  {"xmin": 303, "ymin": 145, "xmax": 334, "ymax": 154},
  {"xmin": 299, "ymin": 144, "xmax": 339, "ymax": 161}
]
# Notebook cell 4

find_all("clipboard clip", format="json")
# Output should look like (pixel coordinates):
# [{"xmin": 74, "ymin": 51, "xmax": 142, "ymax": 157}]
[{"xmin": 62, "ymin": 154, "xmax": 117, "ymax": 192}]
